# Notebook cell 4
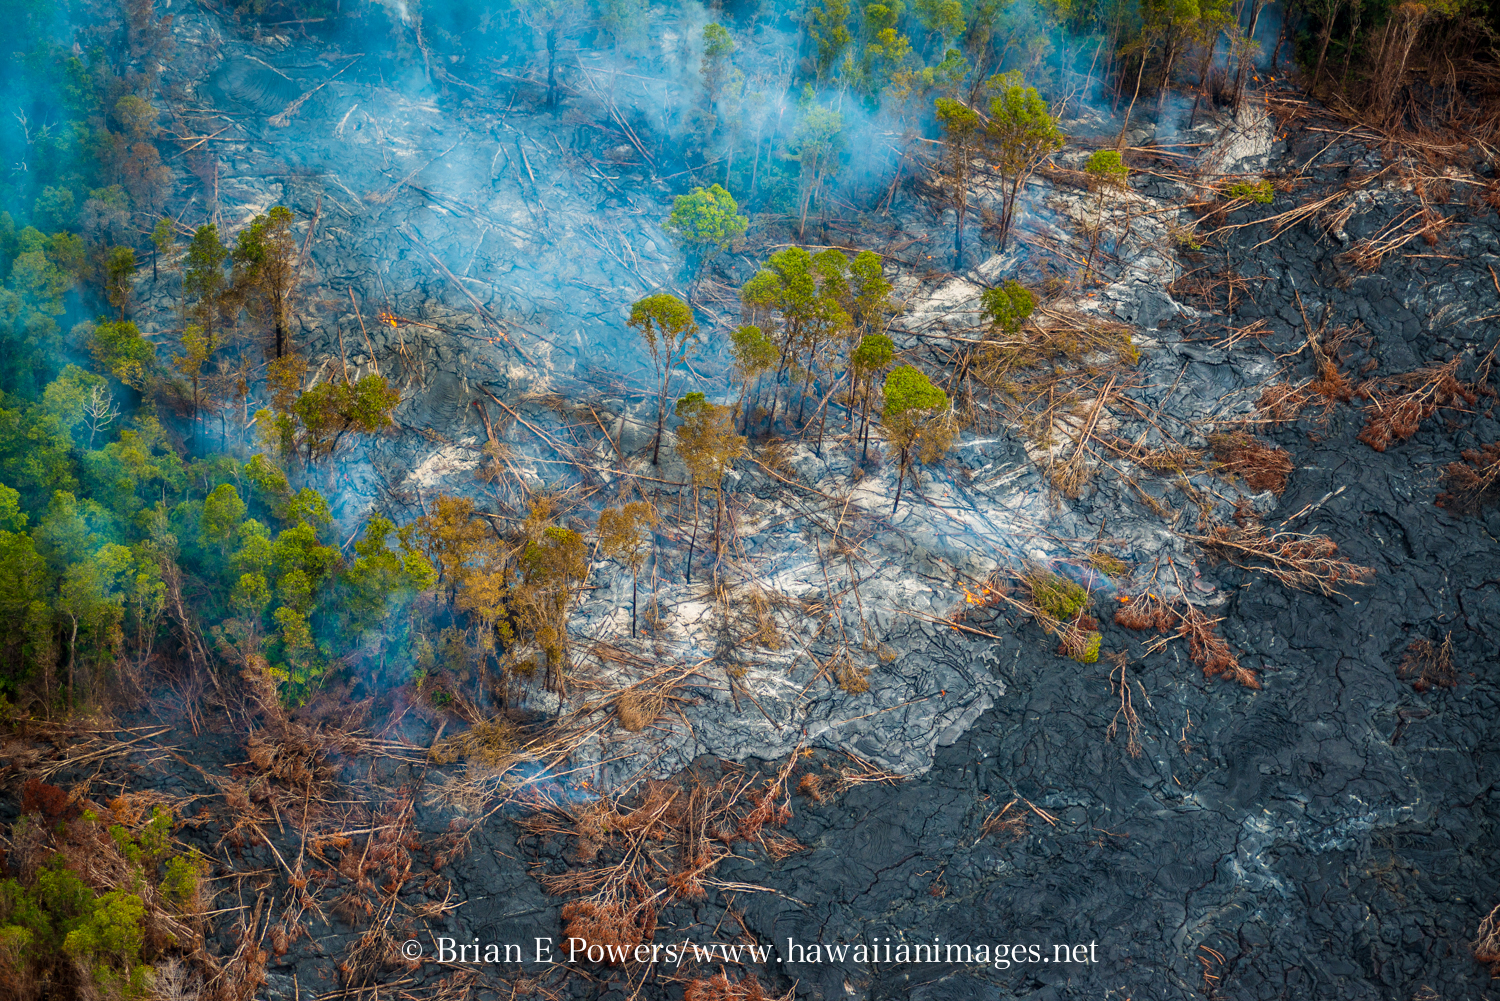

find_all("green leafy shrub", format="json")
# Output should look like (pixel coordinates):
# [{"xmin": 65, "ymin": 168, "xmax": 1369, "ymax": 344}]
[
  {"xmin": 1225, "ymin": 179, "xmax": 1274, "ymax": 204},
  {"xmin": 1069, "ymin": 631, "xmax": 1102, "ymax": 664},
  {"xmin": 980, "ymin": 280, "xmax": 1035, "ymax": 336},
  {"xmin": 1028, "ymin": 572, "xmax": 1089, "ymax": 619}
]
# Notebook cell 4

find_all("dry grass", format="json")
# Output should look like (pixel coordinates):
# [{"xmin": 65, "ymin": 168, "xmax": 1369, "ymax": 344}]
[
  {"xmin": 1336, "ymin": 205, "xmax": 1457, "ymax": 273},
  {"xmin": 521, "ymin": 752, "xmax": 802, "ymax": 970}
]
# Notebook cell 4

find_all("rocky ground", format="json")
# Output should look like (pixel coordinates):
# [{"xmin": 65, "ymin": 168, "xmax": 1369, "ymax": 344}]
[{"xmin": 18, "ymin": 3, "xmax": 1500, "ymax": 999}]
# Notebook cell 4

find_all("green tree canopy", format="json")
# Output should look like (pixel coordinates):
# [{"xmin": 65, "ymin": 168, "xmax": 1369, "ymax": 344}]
[
  {"xmin": 628, "ymin": 293, "xmax": 698, "ymax": 465},
  {"xmin": 980, "ymin": 280, "xmax": 1035, "ymax": 335},
  {"xmin": 985, "ymin": 72, "xmax": 1064, "ymax": 249},
  {"xmin": 663, "ymin": 184, "xmax": 748, "ymax": 271}
]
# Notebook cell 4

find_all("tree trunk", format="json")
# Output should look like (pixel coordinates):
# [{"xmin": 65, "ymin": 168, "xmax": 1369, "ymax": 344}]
[
  {"xmin": 652, "ymin": 365, "xmax": 670, "ymax": 465},
  {"xmin": 67, "ymin": 615, "xmax": 78, "ymax": 708},
  {"xmin": 1117, "ymin": 49, "xmax": 1150, "ymax": 148},
  {"xmin": 1236, "ymin": 0, "xmax": 1268, "ymax": 107},
  {"xmin": 713, "ymin": 483, "xmax": 724, "ymax": 559},
  {"xmin": 631, "ymin": 571, "xmax": 638, "ymax": 638},
  {"xmin": 860, "ymin": 381, "xmax": 873, "ymax": 463},
  {"xmin": 685, "ymin": 487, "xmax": 700, "ymax": 585},
  {"xmin": 891, "ymin": 450, "xmax": 907, "ymax": 514}
]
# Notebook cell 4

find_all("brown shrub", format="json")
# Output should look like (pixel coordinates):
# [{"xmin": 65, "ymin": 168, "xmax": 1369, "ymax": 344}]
[
  {"xmin": 1114, "ymin": 593, "xmax": 1175, "ymax": 632},
  {"xmin": 1208, "ymin": 432, "xmax": 1294, "ymax": 495},
  {"xmin": 1397, "ymin": 633, "xmax": 1456, "ymax": 692},
  {"xmin": 1356, "ymin": 358, "xmax": 1475, "ymax": 452},
  {"xmin": 19, "ymin": 779, "xmax": 75, "ymax": 820},
  {"xmin": 1191, "ymin": 525, "xmax": 1376, "ymax": 597},
  {"xmin": 1476, "ymin": 903, "xmax": 1500, "ymax": 975},
  {"xmin": 1437, "ymin": 442, "xmax": 1500, "ymax": 513},
  {"xmin": 1177, "ymin": 605, "xmax": 1259, "ymax": 689},
  {"xmin": 796, "ymin": 773, "xmax": 827, "ymax": 803},
  {"xmin": 685, "ymin": 971, "xmax": 792, "ymax": 1001},
  {"xmin": 559, "ymin": 900, "xmax": 656, "ymax": 964},
  {"xmin": 1116, "ymin": 594, "xmax": 1256, "ymax": 687}
]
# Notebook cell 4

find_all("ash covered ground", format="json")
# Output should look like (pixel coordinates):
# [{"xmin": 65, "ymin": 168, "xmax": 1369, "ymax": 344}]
[{"xmin": 13, "ymin": 2, "xmax": 1500, "ymax": 1000}]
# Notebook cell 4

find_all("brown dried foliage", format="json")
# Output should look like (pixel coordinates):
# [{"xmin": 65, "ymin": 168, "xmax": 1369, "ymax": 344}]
[
  {"xmin": 19, "ymin": 778, "xmax": 77, "ymax": 819},
  {"xmin": 684, "ymin": 971, "xmax": 794, "ymax": 1001},
  {"xmin": 977, "ymin": 798, "xmax": 1030, "ymax": 845},
  {"xmin": 1191, "ymin": 525, "xmax": 1376, "ymax": 597},
  {"xmin": 1476, "ymin": 903, "xmax": 1500, "ymax": 975},
  {"xmin": 1115, "ymin": 593, "xmax": 1257, "ymax": 688},
  {"xmin": 1397, "ymin": 633, "xmax": 1456, "ymax": 692},
  {"xmin": 1177, "ymin": 604, "xmax": 1259, "ymax": 689},
  {"xmin": 559, "ymin": 899, "xmax": 658, "ymax": 963},
  {"xmin": 530, "ymin": 755, "xmax": 800, "ymax": 969},
  {"xmin": 1208, "ymin": 432, "xmax": 1294, "ymax": 495},
  {"xmin": 1437, "ymin": 442, "xmax": 1500, "ymax": 513},
  {"xmin": 1356, "ymin": 358, "xmax": 1476, "ymax": 452}
]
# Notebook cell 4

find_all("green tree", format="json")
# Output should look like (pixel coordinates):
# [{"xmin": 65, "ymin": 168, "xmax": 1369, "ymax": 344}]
[
  {"xmin": 341, "ymin": 515, "xmax": 437, "ymax": 667},
  {"xmin": 674, "ymin": 393, "xmax": 745, "ymax": 581},
  {"xmin": 740, "ymin": 246, "xmax": 852, "ymax": 431},
  {"xmin": 103, "ymin": 246, "xmax": 135, "ymax": 320},
  {"xmin": 1082, "ymin": 150, "xmax": 1129, "ymax": 279},
  {"xmin": 913, "ymin": 0, "xmax": 966, "ymax": 52},
  {"xmin": 231, "ymin": 206, "xmax": 299, "ymax": 359},
  {"xmin": 808, "ymin": 0, "xmax": 853, "ymax": 79},
  {"xmin": 512, "ymin": 502, "xmax": 588, "ymax": 689},
  {"xmin": 596, "ymin": 501, "xmax": 658, "ymax": 637},
  {"xmin": 627, "ymin": 293, "xmax": 698, "ymax": 465},
  {"xmin": 850, "ymin": 333, "xmax": 895, "ymax": 462},
  {"xmin": 985, "ymin": 72, "xmax": 1063, "ymax": 251},
  {"xmin": 183, "ymin": 224, "xmax": 226, "ymax": 353},
  {"xmin": 56, "ymin": 541, "xmax": 134, "ymax": 706},
  {"xmin": 0, "ymin": 483, "xmax": 49, "ymax": 699},
  {"xmin": 290, "ymin": 375, "xmax": 401, "ymax": 464},
  {"xmin": 881, "ymin": 364, "xmax": 955, "ymax": 512},
  {"xmin": 663, "ymin": 184, "xmax": 748, "ymax": 285},
  {"xmin": 172, "ymin": 324, "xmax": 210, "ymax": 451},
  {"xmin": 701, "ymin": 24, "xmax": 737, "ymax": 108},
  {"xmin": 33, "ymin": 187, "xmax": 76, "ymax": 231},
  {"xmin": 792, "ymin": 106, "xmax": 844, "ymax": 242},
  {"xmin": 7, "ymin": 233, "xmax": 73, "ymax": 316},
  {"xmin": 199, "ymin": 483, "xmax": 246, "ymax": 555},
  {"xmin": 934, "ymin": 97, "xmax": 983, "ymax": 266},
  {"xmin": 89, "ymin": 320, "xmax": 154, "ymax": 389},
  {"xmin": 150, "ymin": 217, "xmax": 173, "ymax": 283},
  {"xmin": 730, "ymin": 324, "xmax": 778, "ymax": 433},
  {"xmin": 849, "ymin": 250, "xmax": 896, "ymax": 335}
]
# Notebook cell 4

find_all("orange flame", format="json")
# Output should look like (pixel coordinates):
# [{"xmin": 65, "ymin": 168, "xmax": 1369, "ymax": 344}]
[{"xmin": 377, "ymin": 311, "xmax": 400, "ymax": 328}]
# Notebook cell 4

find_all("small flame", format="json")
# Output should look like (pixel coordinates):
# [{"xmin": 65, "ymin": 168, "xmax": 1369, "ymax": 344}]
[
  {"xmin": 961, "ymin": 586, "xmax": 997, "ymax": 606},
  {"xmin": 377, "ymin": 311, "xmax": 400, "ymax": 328}
]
